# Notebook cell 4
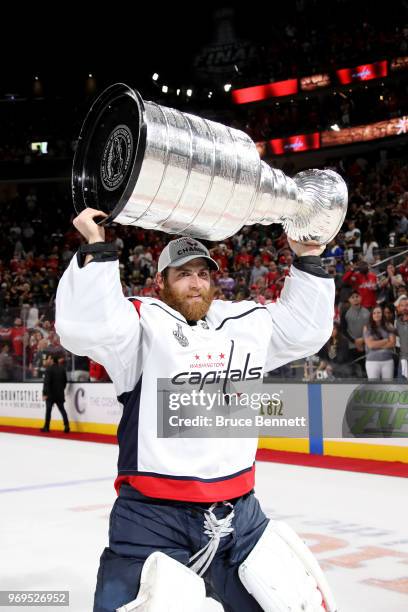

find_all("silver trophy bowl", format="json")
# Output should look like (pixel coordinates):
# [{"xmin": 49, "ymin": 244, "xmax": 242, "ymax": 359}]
[{"xmin": 72, "ymin": 83, "xmax": 348, "ymax": 243}]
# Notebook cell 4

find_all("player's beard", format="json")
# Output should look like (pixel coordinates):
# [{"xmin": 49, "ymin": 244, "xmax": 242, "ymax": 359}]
[{"xmin": 160, "ymin": 281, "xmax": 215, "ymax": 321}]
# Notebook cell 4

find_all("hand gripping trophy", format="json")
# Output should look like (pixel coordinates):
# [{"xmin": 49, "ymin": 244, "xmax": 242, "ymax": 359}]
[{"xmin": 57, "ymin": 83, "xmax": 346, "ymax": 611}]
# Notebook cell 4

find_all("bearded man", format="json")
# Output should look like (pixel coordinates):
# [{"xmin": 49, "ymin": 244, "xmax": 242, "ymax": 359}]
[{"xmin": 56, "ymin": 208, "xmax": 335, "ymax": 612}]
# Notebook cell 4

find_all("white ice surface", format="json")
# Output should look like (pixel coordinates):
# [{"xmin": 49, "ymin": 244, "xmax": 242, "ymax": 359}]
[{"xmin": 0, "ymin": 433, "xmax": 407, "ymax": 611}]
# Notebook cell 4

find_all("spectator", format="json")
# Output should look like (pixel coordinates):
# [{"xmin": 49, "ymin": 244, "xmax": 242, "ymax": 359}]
[
  {"xmin": 361, "ymin": 201, "xmax": 375, "ymax": 220},
  {"xmin": 31, "ymin": 338, "xmax": 50, "ymax": 379},
  {"xmin": 9, "ymin": 317, "xmax": 27, "ymax": 373},
  {"xmin": 360, "ymin": 264, "xmax": 379, "ymax": 302},
  {"xmin": 396, "ymin": 285, "xmax": 408, "ymax": 300},
  {"xmin": 234, "ymin": 246, "xmax": 253, "ymax": 271},
  {"xmin": 383, "ymin": 303, "xmax": 396, "ymax": 326},
  {"xmin": 325, "ymin": 238, "xmax": 344, "ymax": 262},
  {"xmin": 61, "ymin": 244, "xmax": 74, "ymax": 266},
  {"xmin": 383, "ymin": 302, "xmax": 399, "ymax": 376},
  {"xmin": 89, "ymin": 359, "xmax": 110, "ymax": 382},
  {"xmin": 37, "ymin": 318, "xmax": 53, "ymax": 340},
  {"xmin": 398, "ymin": 256, "xmax": 408, "ymax": 285},
  {"xmin": 249, "ymin": 256, "xmax": 268, "ymax": 286},
  {"xmin": 362, "ymin": 230, "xmax": 378, "ymax": 265},
  {"xmin": 344, "ymin": 219, "xmax": 361, "ymax": 262},
  {"xmin": 395, "ymin": 211, "xmax": 408, "ymax": 243},
  {"xmin": 139, "ymin": 277, "xmax": 157, "ymax": 298},
  {"xmin": 363, "ymin": 306, "xmax": 396, "ymax": 380},
  {"xmin": 340, "ymin": 291, "xmax": 370, "ymax": 377},
  {"xmin": 378, "ymin": 264, "xmax": 406, "ymax": 303},
  {"xmin": 217, "ymin": 269, "xmax": 236, "ymax": 299},
  {"xmin": 318, "ymin": 322, "xmax": 351, "ymax": 378},
  {"xmin": 0, "ymin": 344, "xmax": 13, "ymax": 381},
  {"xmin": 211, "ymin": 244, "xmax": 229, "ymax": 270},
  {"xmin": 25, "ymin": 302, "xmax": 39, "ymax": 328},
  {"xmin": 371, "ymin": 205, "xmax": 389, "ymax": 247},
  {"xmin": 395, "ymin": 295, "xmax": 408, "ymax": 379}
]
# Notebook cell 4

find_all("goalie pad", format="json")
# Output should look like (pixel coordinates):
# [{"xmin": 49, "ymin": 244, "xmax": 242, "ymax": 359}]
[
  {"xmin": 238, "ymin": 521, "xmax": 338, "ymax": 612},
  {"xmin": 116, "ymin": 551, "xmax": 218, "ymax": 612}
]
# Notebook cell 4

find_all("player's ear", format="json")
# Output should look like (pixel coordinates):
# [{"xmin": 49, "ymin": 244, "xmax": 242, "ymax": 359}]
[{"xmin": 155, "ymin": 271, "xmax": 164, "ymax": 291}]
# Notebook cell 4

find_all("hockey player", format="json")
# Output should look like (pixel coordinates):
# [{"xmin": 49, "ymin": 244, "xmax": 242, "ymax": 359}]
[{"xmin": 56, "ymin": 208, "xmax": 337, "ymax": 612}]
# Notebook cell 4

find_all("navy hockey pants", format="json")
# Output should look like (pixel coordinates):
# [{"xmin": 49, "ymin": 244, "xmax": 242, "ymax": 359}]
[{"xmin": 93, "ymin": 484, "xmax": 269, "ymax": 612}]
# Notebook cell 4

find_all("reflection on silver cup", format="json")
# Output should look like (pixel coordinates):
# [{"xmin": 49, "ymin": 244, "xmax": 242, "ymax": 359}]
[{"xmin": 73, "ymin": 83, "xmax": 348, "ymax": 243}]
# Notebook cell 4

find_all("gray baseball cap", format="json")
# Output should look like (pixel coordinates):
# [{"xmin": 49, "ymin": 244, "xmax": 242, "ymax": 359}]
[{"xmin": 157, "ymin": 237, "xmax": 219, "ymax": 273}]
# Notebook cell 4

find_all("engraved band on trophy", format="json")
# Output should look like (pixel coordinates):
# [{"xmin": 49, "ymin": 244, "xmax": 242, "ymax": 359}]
[{"xmin": 72, "ymin": 83, "xmax": 348, "ymax": 243}]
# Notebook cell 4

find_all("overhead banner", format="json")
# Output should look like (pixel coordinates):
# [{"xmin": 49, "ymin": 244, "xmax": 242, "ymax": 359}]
[
  {"xmin": 268, "ymin": 132, "xmax": 320, "ymax": 155},
  {"xmin": 232, "ymin": 79, "xmax": 298, "ymax": 104},
  {"xmin": 336, "ymin": 60, "xmax": 388, "ymax": 84},
  {"xmin": 300, "ymin": 74, "xmax": 331, "ymax": 91},
  {"xmin": 321, "ymin": 116, "xmax": 408, "ymax": 148},
  {"xmin": 261, "ymin": 116, "xmax": 408, "ymax": 156}
]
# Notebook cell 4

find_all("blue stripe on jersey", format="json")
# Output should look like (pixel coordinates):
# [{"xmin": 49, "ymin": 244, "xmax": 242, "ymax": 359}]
[{"xmin": 117, "ymin": 376, "xmax": 143, "ymax": 472}]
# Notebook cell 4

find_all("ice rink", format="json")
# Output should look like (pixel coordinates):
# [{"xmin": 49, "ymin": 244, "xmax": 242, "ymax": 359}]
[{"xmin": 1, "ymin": 432, "xmax": 407, "ymax": 611}]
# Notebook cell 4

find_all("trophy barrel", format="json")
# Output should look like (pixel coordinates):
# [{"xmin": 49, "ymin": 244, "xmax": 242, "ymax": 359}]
[
  {"xmin": 72, "ymin": 83, "xmax": 260, "ymax": 240},
  {"xmin": 73, "ymin": 83, "xmax": 348, "ymax": 244}
]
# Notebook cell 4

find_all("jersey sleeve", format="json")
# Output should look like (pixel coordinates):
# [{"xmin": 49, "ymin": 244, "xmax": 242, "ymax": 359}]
[
  {"xmin": 55, "ymin": 255, "xmax": 141, "ymax": 374},
  {"xmin": 264, "ymin": 264, "xmax": 335, "ymax": 371}
]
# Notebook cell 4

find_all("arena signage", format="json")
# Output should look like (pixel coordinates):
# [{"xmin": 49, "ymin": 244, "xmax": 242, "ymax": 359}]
[
  {"xmin": 268, "ymin": 132, "xmax": 320, "ymax": 155},
  {"xmin": 336, "ymin": 60, "xmax": 388, "ymax": 84},
  {"xmin": 300, "ymin": 74, "xmax": 331, "ymax": 91},
  {"xmin": 232, "ymin": 79, "xmax": 298, "ymax": 104}
]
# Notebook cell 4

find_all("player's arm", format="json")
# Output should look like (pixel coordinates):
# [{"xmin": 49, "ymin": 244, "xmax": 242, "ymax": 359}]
[
  {"xmin": 364, "ymin": 331, "xmax": 395, "ymax": 349},
  {"xmin": 264, "ymin": 239, "xmax": 335, "ymax": 371},
  {"xmin": 55, "ymin": 209, "xmax": 140, "ymax": 371}
]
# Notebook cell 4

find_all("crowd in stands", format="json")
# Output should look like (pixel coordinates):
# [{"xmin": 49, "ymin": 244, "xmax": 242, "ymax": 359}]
[
  {"xmin": 237, "ymin": 78, "xmax": 408, "ymax": 142},
  {"xmin": 1, "ymin": 3, "xmax": 407, "ymax": 161},
  {"xmin": 238, "ymin": 1, "xmax": 408, "ymax": 85},
  {"xmin": 0, "ymin": 146, "xmax": 408, "ymax": 382}
]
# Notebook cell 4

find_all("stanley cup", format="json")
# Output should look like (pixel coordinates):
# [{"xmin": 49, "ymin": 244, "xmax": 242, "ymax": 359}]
[{"xmin": 72, "ymin": 83, "xmax": 348, "ymax": 243}]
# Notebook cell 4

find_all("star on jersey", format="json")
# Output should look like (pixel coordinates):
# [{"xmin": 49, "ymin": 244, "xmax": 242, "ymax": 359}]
[{"xmin": 193, "ymin": 352, "xmax": 225, "ymax": 360}]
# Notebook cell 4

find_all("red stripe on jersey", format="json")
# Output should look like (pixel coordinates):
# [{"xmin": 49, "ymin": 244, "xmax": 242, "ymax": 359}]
[
  {"xmin": 130, "ymin": 299, "xmax": 142, "ymax": 318},
  {"xmin": 114, "ymin": 465, "xmax": 255, "ymax": 502}
]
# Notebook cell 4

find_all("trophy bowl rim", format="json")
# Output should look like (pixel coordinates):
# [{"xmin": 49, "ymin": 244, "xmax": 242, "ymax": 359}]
[{"xmin": 71, "ymin": 82, "xmax": 147, "ymax": 225}]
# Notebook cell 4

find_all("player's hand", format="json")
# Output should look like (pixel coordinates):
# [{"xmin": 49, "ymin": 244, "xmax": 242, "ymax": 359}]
[
  {"xmin": 287, "ymin": 237, "xmax": 326, "ymax": 257},
  {"xmin": 73, "ymin": 208, "xmax": 108, "ymax": 244}
]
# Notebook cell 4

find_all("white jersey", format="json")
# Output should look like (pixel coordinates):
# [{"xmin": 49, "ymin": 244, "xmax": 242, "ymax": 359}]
[{"xmin": 55, "ymin": 254, "xmax": 334, "ymax": 502}]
